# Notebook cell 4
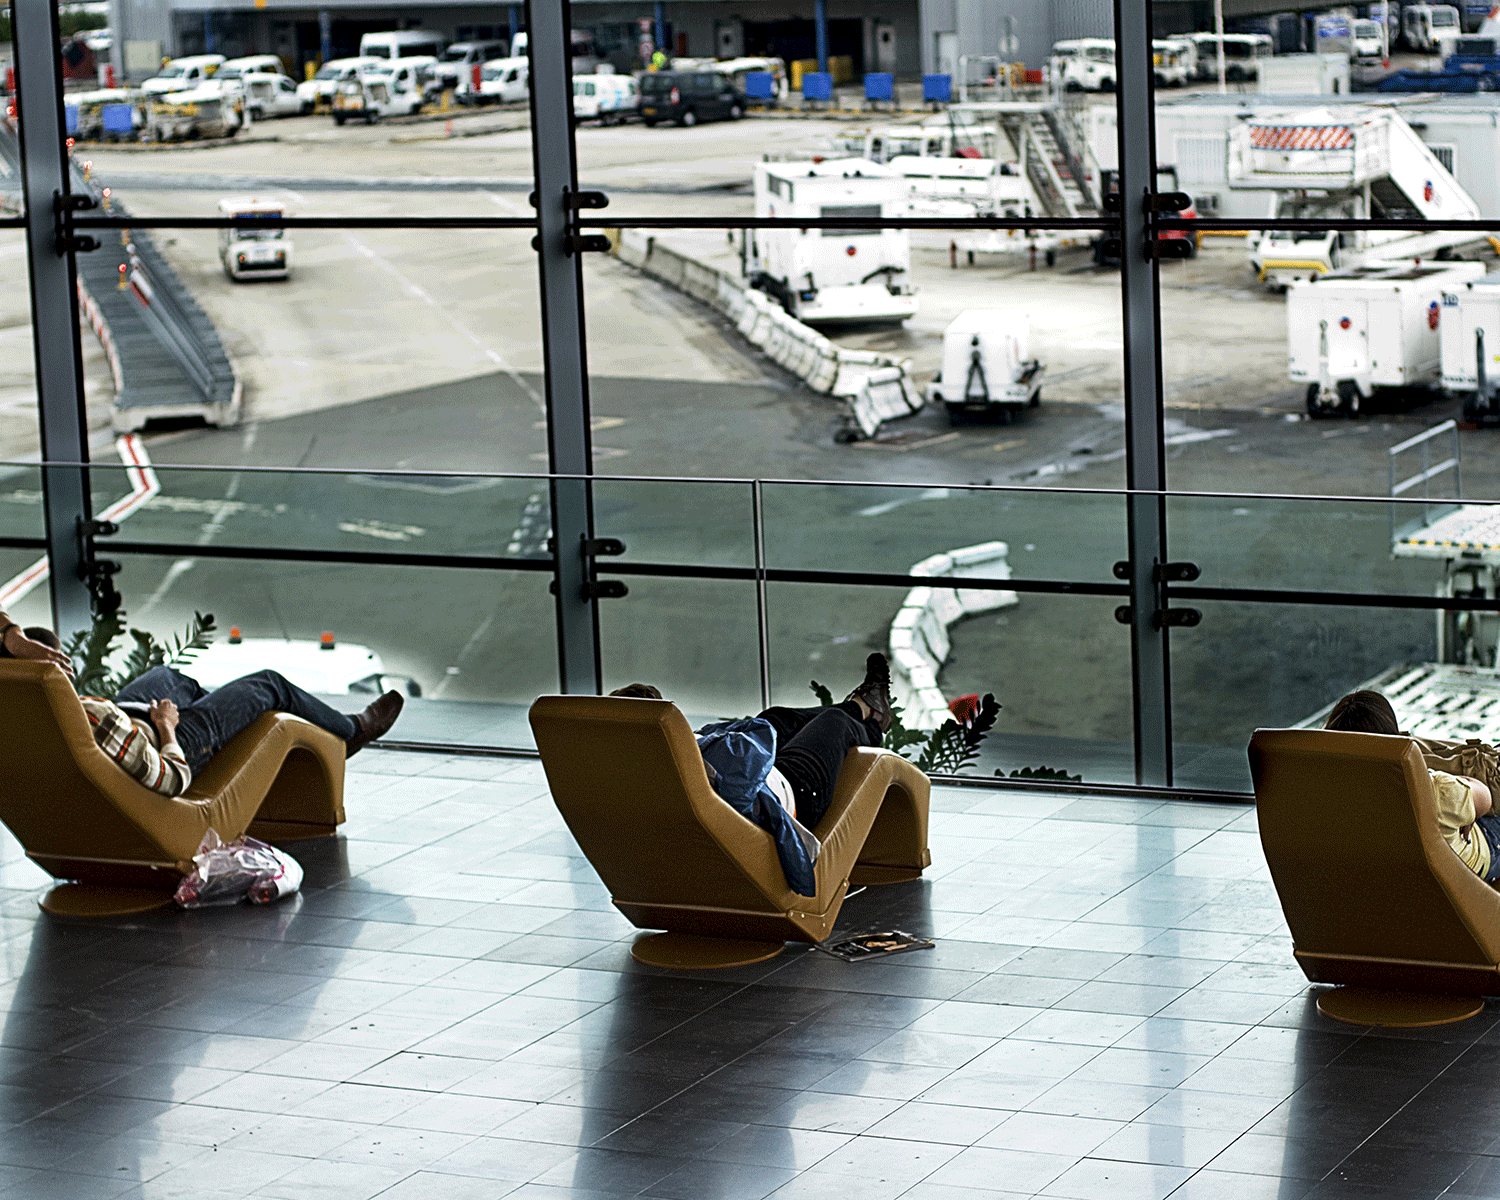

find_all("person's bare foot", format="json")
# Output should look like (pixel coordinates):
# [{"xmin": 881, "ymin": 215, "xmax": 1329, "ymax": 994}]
[
  {"xmin": 844, "ymin": 653, "xmax": 893, "ymax": 734},
  {"xmin": 347, "ymin": 690, "xmax": 404, "ymax": 757}
]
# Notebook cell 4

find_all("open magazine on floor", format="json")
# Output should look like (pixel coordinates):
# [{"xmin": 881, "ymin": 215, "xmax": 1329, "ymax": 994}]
[{"xmin": 816, "ymin": 930, "xmax": 935, "ymax": 961}]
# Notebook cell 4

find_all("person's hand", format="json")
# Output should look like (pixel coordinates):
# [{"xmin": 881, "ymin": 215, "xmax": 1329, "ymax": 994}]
[
  {"xmin": 3, "ymin": 627, "xmax": 74, "ymax": 678},
  {"xmin": 149, "ymin": 699, "xmax": 179, "ymax": 734}
]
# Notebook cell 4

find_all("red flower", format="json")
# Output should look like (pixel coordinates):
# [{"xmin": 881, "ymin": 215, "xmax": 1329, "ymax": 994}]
[{"xmin": 949, "ymin": 694, "xmax": 981, "ymax": 724}]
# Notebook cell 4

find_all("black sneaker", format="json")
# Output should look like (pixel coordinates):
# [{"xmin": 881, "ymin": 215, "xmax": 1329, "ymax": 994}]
[{"xmin": 845, "ymin": 652, "xmax": 893, "ymax": 734}]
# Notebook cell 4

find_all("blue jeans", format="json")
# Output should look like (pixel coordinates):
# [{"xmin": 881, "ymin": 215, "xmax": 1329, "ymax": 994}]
[
  {"xmin": 758, "ymin": 702, "xmax": 883, "ymax": 828},
  {"xmin": 114, "ymin": 666, "xmax": 358, "ymax": 774},
  {"xmin": 1478, "ymin": 813, "xmax": 1500, "ymax": 884}
]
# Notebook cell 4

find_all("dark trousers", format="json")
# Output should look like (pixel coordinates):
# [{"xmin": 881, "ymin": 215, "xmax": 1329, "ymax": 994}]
[
  {"xmin": 758, "ymin": 701, "xmax": 883, "ymax": 828},
  {"xmin": 115, "ymin": 666, "xmax": 358, "ymax": 774}
]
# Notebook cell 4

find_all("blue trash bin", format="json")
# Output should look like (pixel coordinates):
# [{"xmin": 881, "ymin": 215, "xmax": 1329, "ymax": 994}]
[
  {"xmin": 744, "ymin": 71, "xmax": 776, "ymax": 102},
  {"xmin": 102, "ymin": 104, "xmax": 135, "ymax": 136},
  {"xmin": 864, "ymin": 73, "xmax": 894, "ymax": 102},
  {"xmin": 923, "ymin": 73, "xmax": 952, "ymax": 103},
  {"xmin": 802, "ymin": 72, "xmax": 833, "ymax": 103},
  {"xmin": 65, "ymin": 105, "xmax": 79, "ymax": 136}
]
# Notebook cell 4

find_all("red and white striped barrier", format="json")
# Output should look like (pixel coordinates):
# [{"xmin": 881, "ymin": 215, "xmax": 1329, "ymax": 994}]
[
  {"xmin": 76, "ymin": 277, "xmax": 123, "ymax": 395},
  {"xmin": 1249, "ymin": 124, "xmax": 1354, "ymax": 151},
  {"xmin": 0, "ymin": 433, "xmax": 160, "ymax": 608}
]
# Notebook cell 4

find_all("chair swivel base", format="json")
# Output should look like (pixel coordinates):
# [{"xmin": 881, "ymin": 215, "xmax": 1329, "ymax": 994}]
[
  {"xmin": 40, "ymin": 883, "xmax": 175, "ymax": 918},
  {"xmin": 631, "ymin": 932, "xmax": 785, "ymax": 970},
  {"xmin": 1317, "ymin": 985, "xmax": 1484, "ymax": 1028}
]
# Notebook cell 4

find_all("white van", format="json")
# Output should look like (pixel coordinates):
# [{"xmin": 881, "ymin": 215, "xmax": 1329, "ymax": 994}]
[
  {"xmin": 217, "ymin": 197, "xmax": 292, "ymax": 281},
  {"xmin": 478, "ymin": 57, "xmax": 529, "ymax": 104},
  {"xmin": 573, "ymin": 73, "xmax": 637, "ymax": 123},
  {"xmin": 1152, "ymin": 38, "xmax": 1192, "ymax": 86},
  {"xmin": 1403, "ymin": 4, "xmax": 1461, "ymax": 52},
  {"xmin": 1048, "ymin": 39, "xmax": 1084, "ymax": 90},
  {"xmin": 508, "ymin": 30, "xmax": 600, "ymax": 74},
  {"xmin": 438, "ymin": 39, "xmax": 510, "ymax": 91},
  {"xmin": 1352, "ymin": 19, "xmax": 1387, "ymax": 61},
  {"xmin": 1188, "ymin": 32, "xmax": 1273, "ymax": 82},
  {"xmin": 141, "ymin": 54, "xmax": 224, "ymax": 96},
  {"xmin": 296, "ymin": 56, "xmax": 380, "ymax": 107},
  {"xmin": 359, "ymin": 31, "xmax": 446, "ymax": 63},
  {"xmin": 1063, "ymin": 39, "xmax": 1117, "ymax": 92}
]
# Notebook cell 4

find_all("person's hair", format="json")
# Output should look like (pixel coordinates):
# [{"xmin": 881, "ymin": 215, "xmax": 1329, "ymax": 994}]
[
  {"xmin": 0, "ymin": 626, "xmax": 61, "ymax": 657},
  {"xmin": 1323, "ymin": 690, "xmax": 1400, "ymax": 735},
  {"xmin": 609, "ymin": 683, "xmax": 663, "ymax": 700}
]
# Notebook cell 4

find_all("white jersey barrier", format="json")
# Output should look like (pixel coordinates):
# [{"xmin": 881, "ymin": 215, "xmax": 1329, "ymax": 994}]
[
  {"xmin": 890, "ymin": 541, "xmax": 1018, "ymax": 729},
  {"xmin": 615, "ymin": 229, "xmax": 921, "ymax": 437}
]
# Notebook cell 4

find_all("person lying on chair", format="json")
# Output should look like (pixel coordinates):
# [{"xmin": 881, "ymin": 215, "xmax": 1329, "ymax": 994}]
[
  {"xmin": 1324, "ymin": 689, "xmax": 1500, "ymax": 884},
  {"xmin": 24, "ymin": 629, "xmax": 404, "ymax": 798},
  {"xmin": 610, "ymin": 653, "xmax": 894, "ymax": 896}
]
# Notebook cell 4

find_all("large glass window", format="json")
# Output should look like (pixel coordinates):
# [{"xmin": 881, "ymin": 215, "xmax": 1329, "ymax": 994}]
[{"xmin": 8, "ymin": 0, "xmax": 1488, "ymax": 793}]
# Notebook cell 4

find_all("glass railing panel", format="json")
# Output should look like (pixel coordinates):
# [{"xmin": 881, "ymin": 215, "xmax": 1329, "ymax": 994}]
[
  {"xmin": 767, "ymin": 581, "xmax": 1133, "ymax": 784},
  {"xmin": 79, "ymin": 462, "xmax": 545, "ymax": 560},
  {"xmin": 1167, "ymin": 489, "xmax": 1493, "ymax": 601},
  {"xmin": 763, "ymin": 480, "xmax": 1126, "ymax": 585},
  {"xmin": 1171, "ymin": 600, "xmax": 1443, "ymax": 793},
  {"xmin": 108, "ymin": 555, "xmax": 555, "ymax": 749},
  {"xmin": 598, "ymin": 574, "xmax": 763, "ymax": 720},
  {"xmin": 592, "ymin": 477, "xmax": 753, "ymax": 568}
]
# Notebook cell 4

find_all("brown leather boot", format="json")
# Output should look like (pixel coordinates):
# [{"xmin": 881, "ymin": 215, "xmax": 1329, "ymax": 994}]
[
  {"xmin": 347, "ymin": 690, "xmax": 405, "ymax": 757},
  {"xmin": 844, "ymin": 652, "xmax": 893, "ymax": 735}
]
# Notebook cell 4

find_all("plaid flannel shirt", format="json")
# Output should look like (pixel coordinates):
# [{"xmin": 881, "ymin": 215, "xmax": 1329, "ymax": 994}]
[{"xmin": 80, "ymin": 697, "xmax": 192, "ymax": 797}]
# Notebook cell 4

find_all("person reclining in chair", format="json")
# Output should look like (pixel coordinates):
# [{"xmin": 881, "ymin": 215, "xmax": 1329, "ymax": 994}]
[
  {"xmin": 19, "ymin": 628, "xmax": 404, "ymax": 799},
  {"xmin": 610, "ymin": 653, "xmax": 895, "ymax": 896},
  {"xmin": 1324, "ymin": 689, "xmax": 1500, "ymax": 884}
]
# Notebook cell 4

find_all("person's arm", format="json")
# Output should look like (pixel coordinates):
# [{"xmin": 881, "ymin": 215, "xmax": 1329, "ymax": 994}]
[
  {"xmin": 0, "ymin": 619, "xmax": 73, "ymax": 678},
  {"xmin": 82, "ymin": 697, "xmax": 193, "ymax": 797},
  {"xmin": 1461, "ymin": 775, "xmax": 1493, "ymax": 819}
]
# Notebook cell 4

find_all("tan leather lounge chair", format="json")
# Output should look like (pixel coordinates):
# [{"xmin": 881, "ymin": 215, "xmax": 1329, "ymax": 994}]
[
  {"xmin": 0, "ymin": 661, "xmax": 346, "ymax": 917},
  {"xmin": 529, "ymin": 695, "xmax": 932, "ymax": 969},
  {"xmin": 1250, "ymin": 727, "xmax": 1500, "ymax": 1027}
]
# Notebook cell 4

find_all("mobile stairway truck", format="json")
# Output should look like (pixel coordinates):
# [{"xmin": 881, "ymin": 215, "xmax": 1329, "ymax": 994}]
[
  {"xmin": 1290, "ymin": 260, "xmax": 1484, "ymax": 416},
  {"xmin": 1231, "ymin": 106, "xmax": 1482, "ymax": 289}
]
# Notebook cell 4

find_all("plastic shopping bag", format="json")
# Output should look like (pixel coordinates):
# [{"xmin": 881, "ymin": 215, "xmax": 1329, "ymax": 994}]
[{"xmin": 173, "ymin": 829, "xmax": 304, "ymax": 908}]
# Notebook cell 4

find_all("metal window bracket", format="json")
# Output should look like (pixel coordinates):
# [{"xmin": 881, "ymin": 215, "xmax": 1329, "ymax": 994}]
[
  {"xmin": 582, "ymin": 537, "xmax": 625, "ymax": 557},
  {"xmin": 1113, "ymin": 560, "xmax": 1202, "ymax": 629},
  {"xmin": 54, "ymin": 191, "xmax": 101, "ymax": 255}
]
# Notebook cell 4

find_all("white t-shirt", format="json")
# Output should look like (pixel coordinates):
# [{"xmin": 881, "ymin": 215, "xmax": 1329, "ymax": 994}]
[{"xmin": 765, "ymin": 767, "xmax": 796, "ymax": 817}]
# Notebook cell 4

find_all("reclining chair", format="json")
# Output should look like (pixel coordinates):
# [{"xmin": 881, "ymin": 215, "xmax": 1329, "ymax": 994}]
[
  {"xmin": 1250, "ymin": 727, "xmax": 1500, "ymax": 1027},
  {"xmin": 0, "ymin": 661, "xmax": 346, "ymax": 916},
  {"xmin": 530, "ymin": 694, "xmax": 931, "ymax": 969}
]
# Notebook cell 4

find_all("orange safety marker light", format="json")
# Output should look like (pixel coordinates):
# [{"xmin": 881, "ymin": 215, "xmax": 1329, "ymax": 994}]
[
  {"xmin": 320, "ymin": 631, "xmax": 336, "ymax": 650},
  {"xmin": 228, "ymin": 626, "xmax": 242, "ymax": 644}
]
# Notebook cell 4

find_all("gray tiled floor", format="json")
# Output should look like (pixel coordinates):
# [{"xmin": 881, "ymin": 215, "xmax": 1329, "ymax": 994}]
[{"xmin": 2, "ymin": 750, "xmax": 1495, "ymax": 1199}]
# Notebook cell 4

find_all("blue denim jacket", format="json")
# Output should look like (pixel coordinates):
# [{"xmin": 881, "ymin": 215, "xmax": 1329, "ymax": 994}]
[{"xmin": 696, "ymin": 718, "xmax": 819, "ymax": 897}]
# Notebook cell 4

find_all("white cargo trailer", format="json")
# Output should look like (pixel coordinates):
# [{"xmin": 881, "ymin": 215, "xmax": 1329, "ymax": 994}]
[
  {"xmin": 1440, "ymin": 272, "xmax": 1500, "ymax": 423},
  {"xmin": 1288, "ymin": 260, "xmax": 1484, "ymax": 415},
  {"xmin": 926, "ymin": 309, "xmax": 1043, "ymax": 424},
  {"xmin": 745, "ymin": 159, "xmax": 918, "ymax": 326}
]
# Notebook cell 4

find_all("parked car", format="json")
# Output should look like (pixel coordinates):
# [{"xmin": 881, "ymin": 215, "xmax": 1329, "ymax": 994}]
[
  {"xmin": 573, "ymin": 73, "xmax": 637, "ymax": 123},
  {"xmin": 295, "ymin": 56, "xmax": 380, "ymax": 108},
  {"xmin": 477, "ymin": 57, "xmax": 529, "ymax": 104},
  {"xmin": 215, "ymin": 62, "xmax": 306, "ymax": 118},
  {"xmin": 141, "ymin": 54, "xmax": 225, "ymax": 96},
  {"xmin": 1062, "ymin": 38, "xmax": 1116, "ymax": 91},
  {"xmin": 438, "ymin": 39, "xmax": 511, "ymax": 92},
  {"xmin": 638, "ymin": 69, "xmax": 744, "ymax": 127}
]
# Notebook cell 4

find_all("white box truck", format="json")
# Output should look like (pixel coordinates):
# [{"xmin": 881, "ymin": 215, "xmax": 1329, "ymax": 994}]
[
  {"xmin": 745, "ymin": 159, "xmax": 918, "ymax": 326},
  {"xmin": 926, "ymin": 309, "xmax": 1043, "ymax": 424},
  {"xmin": 1289, "ymin": 260, "xmax": 1484, "ymax": 416},
  {"xmin": 1440, "ymin": 271, "xmax": 1500, "ymax": 423}
]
